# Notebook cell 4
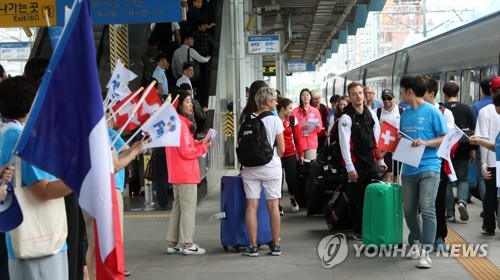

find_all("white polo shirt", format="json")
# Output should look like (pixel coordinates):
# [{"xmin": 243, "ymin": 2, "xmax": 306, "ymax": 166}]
[{"xmin": 379, "ymin": 104, "xmax": 401, "ymax": 128}]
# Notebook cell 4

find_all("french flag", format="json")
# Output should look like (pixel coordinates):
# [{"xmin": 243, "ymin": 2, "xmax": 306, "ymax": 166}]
[{"xmin": 16, "ymin": 0, "xmax": 124, "ymax": 279}]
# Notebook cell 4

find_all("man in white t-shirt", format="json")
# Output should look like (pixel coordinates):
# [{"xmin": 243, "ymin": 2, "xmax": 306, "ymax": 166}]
[
  {"xmin": 176, "ymin": 62, "xmax": 194, "ymax": 90},
  {"xmin": 377, "ymin": 89, "xmax": 402, "ymax": 182},
  {"xmin": 475, "ymin": 76, "xmax": 500, "ymax": 235}
]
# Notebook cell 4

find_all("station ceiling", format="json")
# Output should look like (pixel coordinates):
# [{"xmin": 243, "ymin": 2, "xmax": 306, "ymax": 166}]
[{"xmin": 251, "ymin": 0, "xmax": 387, "ymax": 68}]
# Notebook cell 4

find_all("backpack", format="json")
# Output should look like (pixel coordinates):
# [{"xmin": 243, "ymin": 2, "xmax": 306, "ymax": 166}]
[
  {"xmin": 236, "ymin": 111, "xmax": 274, "ymax": 167},
  {"xmin": 443, "ymin": 102, "xmax": 478, "ymax": 154},
  {"xmin": 316, "ymin": 117, "xmax": 344, "ymax": 182},
  {"xmin": 376, "ymin": 106, "xmax": 404, "ymax": 120}
]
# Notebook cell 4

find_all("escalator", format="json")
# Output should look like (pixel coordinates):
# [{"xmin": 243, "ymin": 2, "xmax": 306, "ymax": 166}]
[{"xmin": 28, "ymin": 0, "xmax": 225, "ymax": 203}]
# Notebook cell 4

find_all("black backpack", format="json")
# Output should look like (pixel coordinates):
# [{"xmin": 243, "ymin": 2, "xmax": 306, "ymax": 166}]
[
  {"xmin": 236, "ymin": 111, "xmax": 274, "ymax": 167},
  {"xmin": 376, "ymin": 106, "xmax": 405, "ymax": 120}
]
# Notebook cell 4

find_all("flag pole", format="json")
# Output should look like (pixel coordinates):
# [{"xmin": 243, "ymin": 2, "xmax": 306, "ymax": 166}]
[
  {"xmin": 171, "ymin": 95, "xmax": 179, "ymax": 107},
  {"xmin": 454, "ymin": 124, "xmax": 470, "ymax": 140},
  {"xmin": 111, "ymin": 81, "xmax": 156, "ymax": 146},
  {"xmin": 398, "ymin": 131, "xmax": 414, "ymax": 141},
  {"xmin": 44, "ymin": 8, "xmax": 51, "ymax": 27},
  {"xmin": 107, "ymin": 87, "xmax": 143, "ymax": 122},
  {"xmin": 115, "ymin": 96, "xmax": 178, "ymax": 153},
  {"xmin": 115, "ymin": 127, "xmax": 144, "ymax": 154}
]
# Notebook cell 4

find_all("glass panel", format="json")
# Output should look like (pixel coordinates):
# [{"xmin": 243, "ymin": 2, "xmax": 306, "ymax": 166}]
[
  {"xmin": 393, "ymin": 52, "xmax": 409, "ymax": 102},
  {"xmin": 460, "ymin": 69, "xmax": 475, "ymax": 106},
  {"xmin": 446, "ymin": 71, "xmax": 458, "ymax": 82}
]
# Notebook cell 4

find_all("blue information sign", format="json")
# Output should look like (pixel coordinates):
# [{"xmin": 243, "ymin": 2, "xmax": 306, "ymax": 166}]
[
  {"xmin": 248, "ymin": 35, "xmax": 280, "ymax": 54},
  {"xmin": 58, "ymin": 0, "xmax": 181, "ymax": 25}
]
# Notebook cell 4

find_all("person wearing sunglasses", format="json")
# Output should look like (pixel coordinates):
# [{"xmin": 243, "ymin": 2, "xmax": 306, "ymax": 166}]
[{"xmin": 376, "ymin": 89, "xmax": 404, "ymax": 183}]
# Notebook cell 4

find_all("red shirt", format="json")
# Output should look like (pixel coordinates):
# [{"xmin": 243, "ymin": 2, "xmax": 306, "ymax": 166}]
[{"xmin": 282, "ymin": 115, "xmax": 304, "ymax": 158}]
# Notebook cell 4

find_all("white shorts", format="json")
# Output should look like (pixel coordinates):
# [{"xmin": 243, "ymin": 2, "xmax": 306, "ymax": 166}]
[{"xmin": 241, "ymin": 166, "xmax": 282, "ymax": 200}]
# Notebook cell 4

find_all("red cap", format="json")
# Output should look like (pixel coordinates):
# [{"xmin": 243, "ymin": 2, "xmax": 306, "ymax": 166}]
[{"xmin": 491, "ymin": 77, "xmax": 500, "ymax": 91}]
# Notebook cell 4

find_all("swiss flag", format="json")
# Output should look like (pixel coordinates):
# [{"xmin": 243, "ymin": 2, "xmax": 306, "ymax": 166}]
[
  {"xmin": 378, "ymin": 121, "xmax": 399, "ymax": 152},
  {"xmin": 137, "ymin": 86, "xmax": 163, "ymax": 124},
  {"xmin": 112, "ymin": 89, "xmax": 140, "ymax": 131}
]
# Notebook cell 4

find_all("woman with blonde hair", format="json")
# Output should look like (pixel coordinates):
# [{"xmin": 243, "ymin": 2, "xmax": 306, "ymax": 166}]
[{"xmin": 241, "ymin": 87, "xmax": 285, "ymax": 257}]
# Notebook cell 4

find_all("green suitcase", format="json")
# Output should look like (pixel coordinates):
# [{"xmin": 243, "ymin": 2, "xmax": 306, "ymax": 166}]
[{"xmin": 362, "ymin": 182, "xmax": 403, "ymax": 247}]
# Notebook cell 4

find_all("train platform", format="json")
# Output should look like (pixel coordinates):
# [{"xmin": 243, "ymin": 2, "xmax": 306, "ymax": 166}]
[{"xmin": 122, "ymin": 169, "xmax": 500, "ymax": 280}]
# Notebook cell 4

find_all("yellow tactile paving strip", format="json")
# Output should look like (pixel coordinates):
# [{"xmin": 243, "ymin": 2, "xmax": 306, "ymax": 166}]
[
  {"xmin": 124, "ymin": 213, "xmax": 171, "ymax": 218},
  {"xmin": 447, "ymin": 227, "xmax": 500, "ymax": 280}
]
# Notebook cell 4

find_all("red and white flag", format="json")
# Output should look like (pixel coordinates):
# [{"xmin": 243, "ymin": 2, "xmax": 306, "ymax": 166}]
[
  {"xmin": 378, "ymin": 121, "xmax": 399, "ymax": 152},
  {"xmin": 112, "ymin": 90, "xmax": 141, "ymax": 131},
  {"xmin": 137, "ymin": 86, "xmax": 163, "ymax": 124}
]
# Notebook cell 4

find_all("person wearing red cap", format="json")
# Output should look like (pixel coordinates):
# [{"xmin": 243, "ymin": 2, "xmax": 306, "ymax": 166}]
[
  {"xmin": 474, "ymin": 76, "xmax": 500, "ymax": 236},
  {"xmin": 490, "ymin": 76, "xmax": 500, "ymax": 92}
]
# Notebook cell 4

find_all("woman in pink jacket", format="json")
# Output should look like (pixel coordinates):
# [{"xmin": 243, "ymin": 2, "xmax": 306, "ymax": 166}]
[
  {"xmin": 292, "ymin": 88, "xmax": 323, "ymax": 160},
  {"xmin": 165, "ymin": 90, "xmax": 213, "ymax": 255}
]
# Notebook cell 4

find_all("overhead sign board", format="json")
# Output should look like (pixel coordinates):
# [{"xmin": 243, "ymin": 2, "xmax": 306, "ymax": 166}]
[
  {"xmin": 58, "ymin": 0, "xmax": 181, "ymax": 25},
  {"xmin": 0, "ymin": 42, "xmax": 31, "ymax": 60},
  {"xmin": 0, "ymin": 0, "xmax": 56, "ymax": 27},
  {"xmin": 248, "ymin": 35, "xmax": 280, "ymax": 54},
  {"xmin": 287, "ymin": 60, "xmax": 307, "ymax": 72},
  {"xmin": 287, "ymin": 60, "xmax": 314, "ymax": 72}
]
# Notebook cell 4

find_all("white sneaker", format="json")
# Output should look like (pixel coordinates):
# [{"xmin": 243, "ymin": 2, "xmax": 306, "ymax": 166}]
[
  {"xmin": 417, "ymin": 249, "xmax": 432, "ymax": 269},
  {"xmin": 183, "ymin": 243, "xmax": 206, "ymax": 255},
  {"xmin": 407, "ymin": 241, "xmax": 420, "ymax": 260},
  {"xmin": 458, "ymin": 203, "xmax": 469, "ymax": 221},
  {"xmin": 290, "ymin": 198, "xmax": 299, "ymax": 213},
  {"xmin": 166, "ymin": 244, "xmax": 181, "ymax": 254}
]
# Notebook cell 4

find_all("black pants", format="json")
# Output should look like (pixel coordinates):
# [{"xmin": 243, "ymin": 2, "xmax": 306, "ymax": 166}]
[
  {"xmin": 435, "ymin": 170, "xmax": 448, "ymax": 240},
  {"xmin": 345, "ymin": 164, "xmax": 380, "ymax": 234},
  {"xmin": 484, "ymin": 167, "xmax": 498, "ymax": 232},
  {"xmin": 0, "ymin": 232, "xmax": 8, "ymax": 280},
  {"xmin": 65, "ymin": 193, "xmax": 80, "ymax": 280},
  {"xmin": 77, "ymin": 207, "xmax": 88, "ymax": 280},
  {"xmin": 281, "ymin": 155, "xmax": 297, "ymax": 197}
]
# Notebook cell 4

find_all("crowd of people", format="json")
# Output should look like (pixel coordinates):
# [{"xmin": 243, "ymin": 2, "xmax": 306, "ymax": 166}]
[
  {"xmin": 0, "ymin": 47, "xmax": 213, "ymax": 280},
  {"xmin": 234, "ymin": 75, "xmax": 500, "ymax": 269}
]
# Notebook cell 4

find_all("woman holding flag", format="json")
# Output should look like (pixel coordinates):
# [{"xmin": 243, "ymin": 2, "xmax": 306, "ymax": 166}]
[
  {"xmin": 165, "ymin": 89, "xmax": 213, "ymax": 255},
  {"xmin": 0, "ymin": 76, "xmax": 73, "ymax": 279}
]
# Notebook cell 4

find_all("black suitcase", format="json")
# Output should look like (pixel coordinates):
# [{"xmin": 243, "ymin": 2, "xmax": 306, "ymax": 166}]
[
  {"xmin": 294, "ymin": 161, "xmax": 310, "ymax": 208},
  {"xmin": 306, "ymin": 162, "xmax": 337, "ymax": 216},
  {"xmin": 322, "ymin": 184, "xmax": 352, "ymax": 231}
]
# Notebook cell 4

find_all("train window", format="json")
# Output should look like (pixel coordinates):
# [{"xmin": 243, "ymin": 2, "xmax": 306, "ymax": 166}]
[
  {"xmin": 445, "ymin": 71, "xmax": 457, "ymax": 82},
  {"xmin": 395, "ymin": 52, "xmax": 409, "ymax": 77},
  {"xmin": 428, "ymin": 73, "xmax": 442, "ymax": 104},
  {"xmin": 460, "ymin": 69, "xmax": 475, "ymax": 106}
]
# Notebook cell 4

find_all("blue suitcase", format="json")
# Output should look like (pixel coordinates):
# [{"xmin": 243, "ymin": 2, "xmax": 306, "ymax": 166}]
[{"xmin": 220, "ymin": 176, "xmax": 273, "ymax": 252}]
